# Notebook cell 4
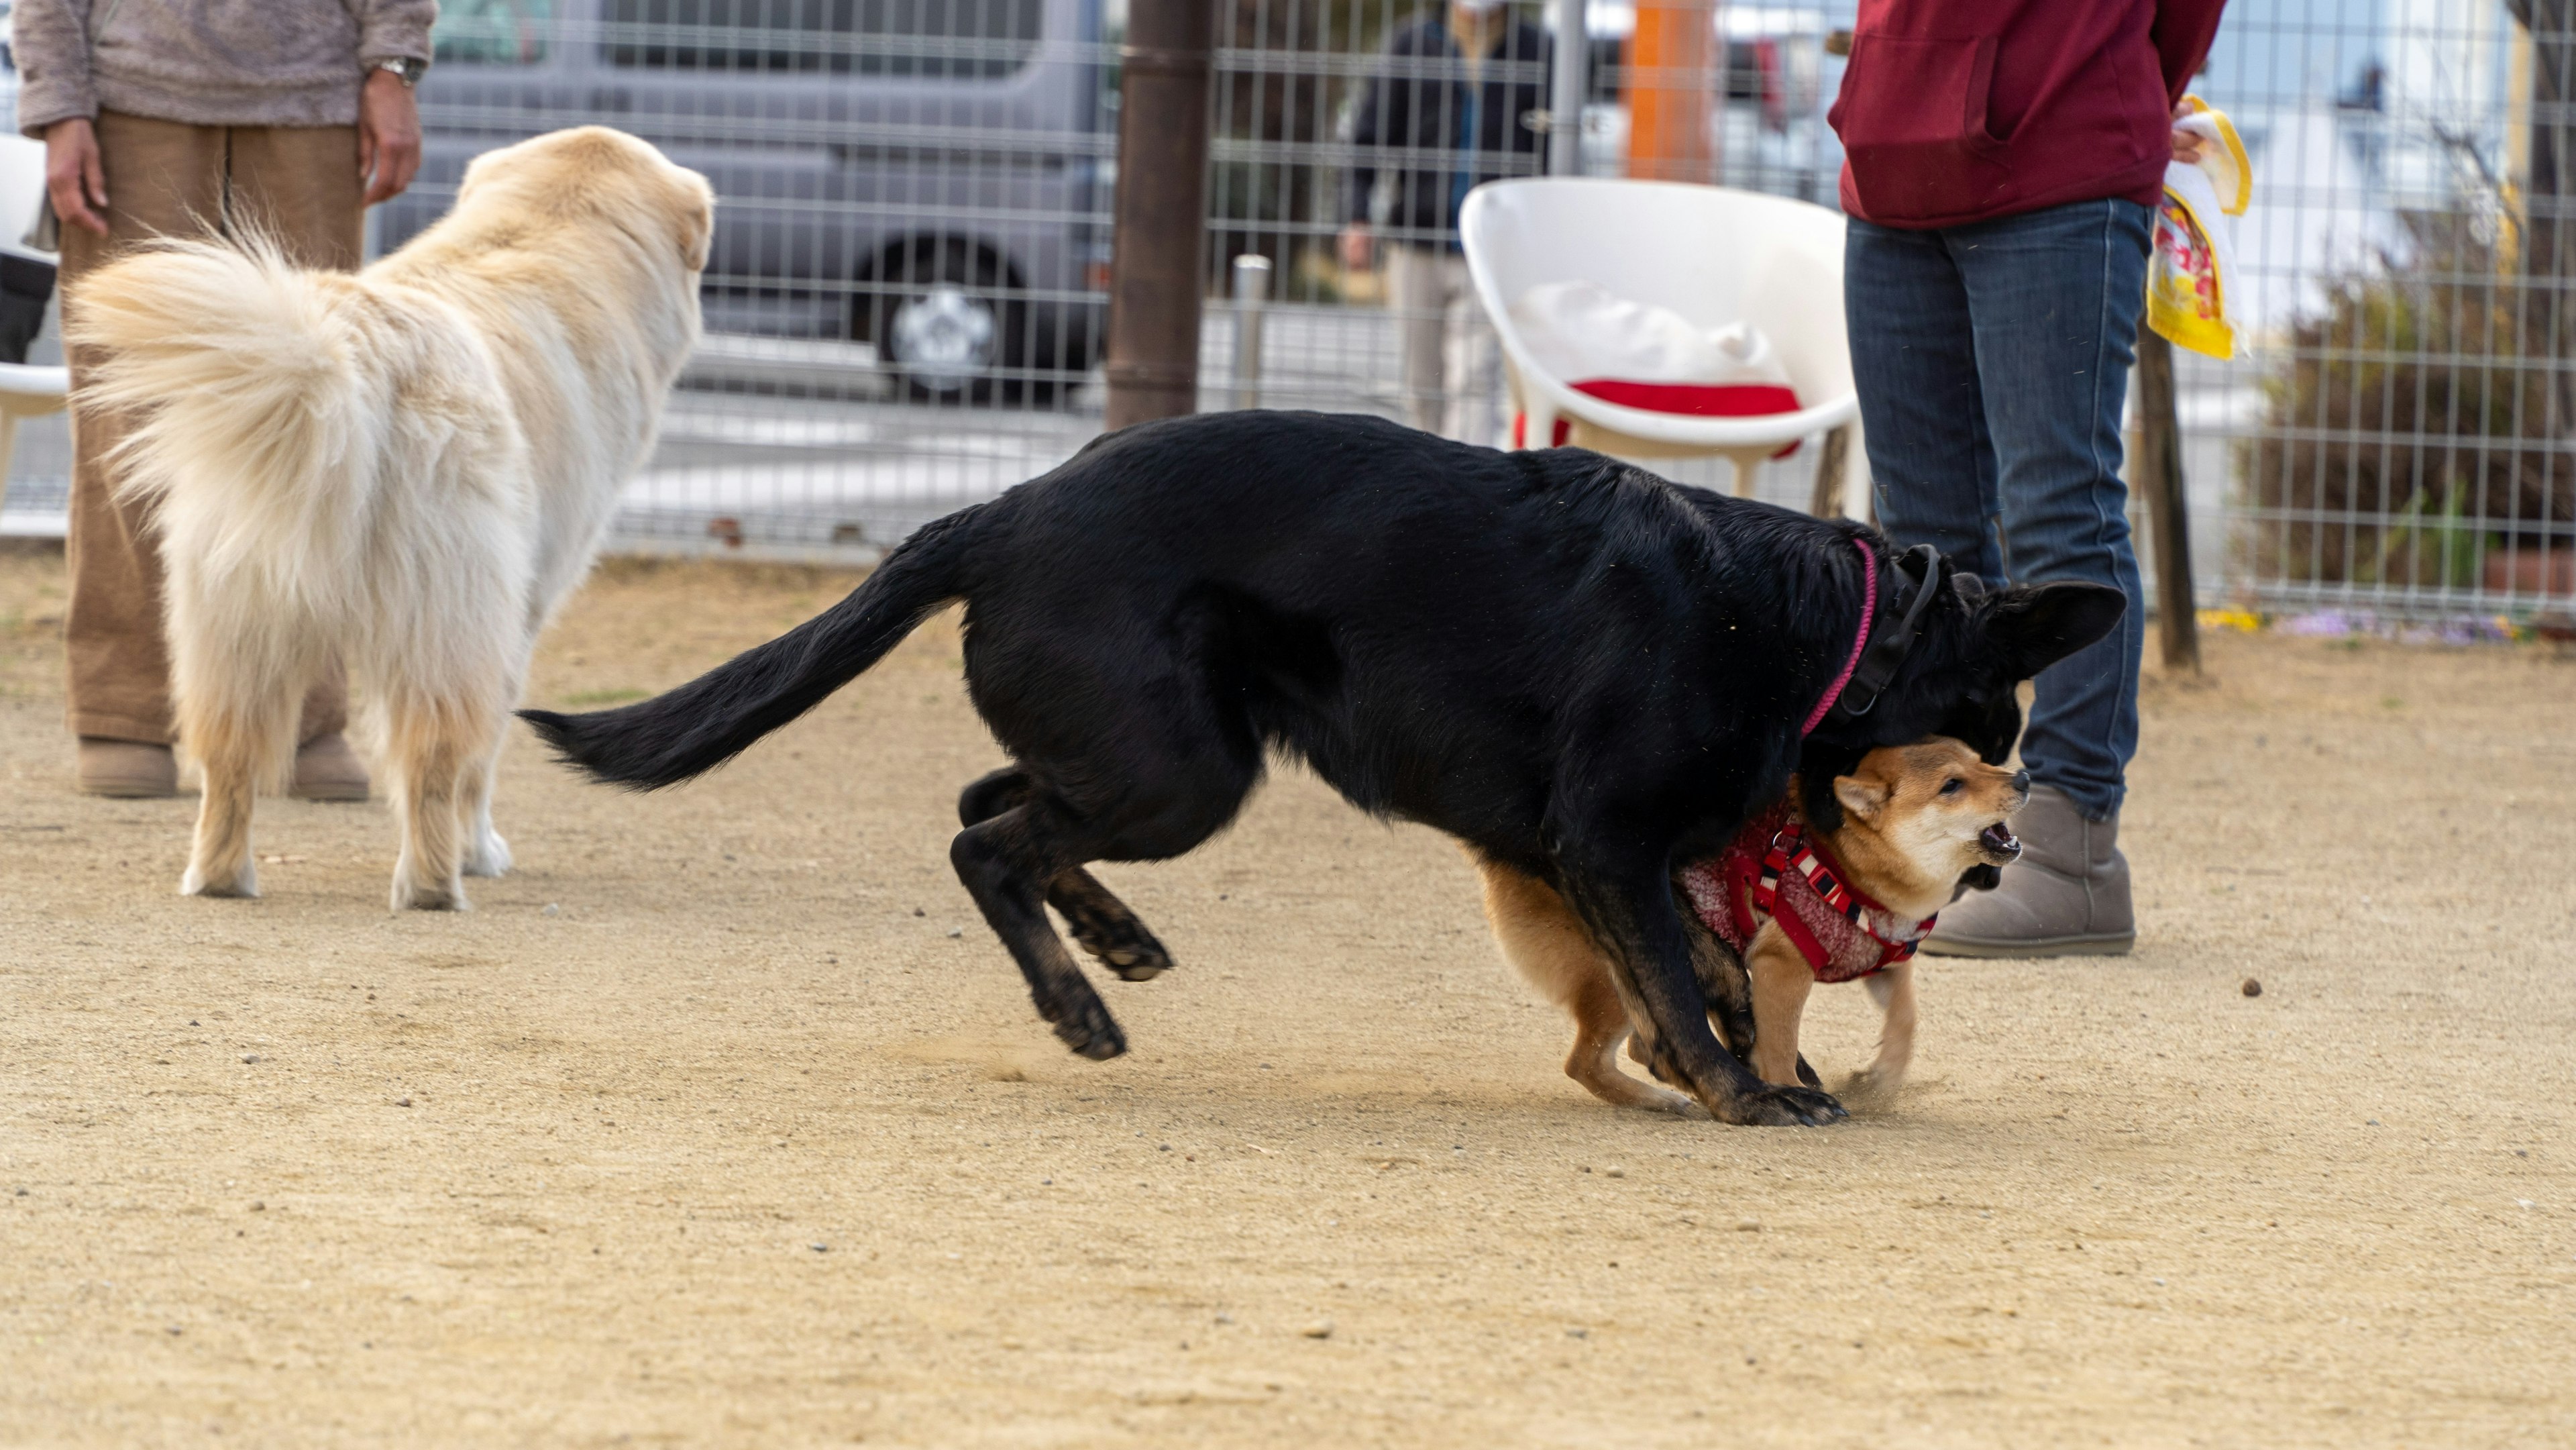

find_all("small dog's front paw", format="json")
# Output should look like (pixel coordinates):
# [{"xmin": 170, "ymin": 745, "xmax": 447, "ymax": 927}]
[{"xmin": 1836, "ymin": 1066, "xmax": 1906, "ymax": 1111}]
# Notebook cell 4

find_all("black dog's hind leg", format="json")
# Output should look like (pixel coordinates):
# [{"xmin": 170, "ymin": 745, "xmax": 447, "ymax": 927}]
[
  {"xmin": 1562, "ymin": 853, "xmax": 1845, "ymax": 1127},
  {"xmin": 951, "ymin": 754, "xmax": 1255, "ymax": 1059},
  {"xmin": 961, "ymin": 768, "xmax": 1173, "ymax": 982},
  {"xmin": 952, "ymin": 799, "xmax": 1128, "ymax": 1059}
]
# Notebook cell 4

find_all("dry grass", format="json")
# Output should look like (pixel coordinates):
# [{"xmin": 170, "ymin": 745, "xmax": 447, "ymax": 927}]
[{"xmin": 2, "ymin": 548, "xmax": 2571, "ymax": 1447}]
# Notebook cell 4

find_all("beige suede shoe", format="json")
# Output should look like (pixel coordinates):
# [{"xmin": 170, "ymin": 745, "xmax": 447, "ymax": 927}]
[
  {"xmin": 1921, "ymin": 784, "xmax": 2134, "ymax": 957},
  {"xmin": 290, "ymin": 733, "xmax": 372, "ymax": 802},
  {"xmin": 75, "ymin": 738, "xmax": 178, "ymax": 798}
]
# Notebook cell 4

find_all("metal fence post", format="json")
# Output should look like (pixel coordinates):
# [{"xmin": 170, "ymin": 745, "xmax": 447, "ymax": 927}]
[
  {"xmin": 2135, "ymin": 329, "xmax": 2202, "ymax": 674},
  {"xmin": 1548, "ymin": 0, "xmax": 1587, "ymax": 176},
  {"xmin": 1103, "ymin": 0, "xmax": 1214, "ymax": 430},
  {"xmin": 1230, "ymin": 254, "xmax": 1271, "ymax": 410}
]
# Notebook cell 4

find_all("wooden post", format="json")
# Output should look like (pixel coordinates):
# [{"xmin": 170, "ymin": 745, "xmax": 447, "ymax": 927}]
[
  {"xmin": 1807, "ymin": 423, "xmax": 1849, "ymax": 518},
  {"xmin": 2134, "ymin": 329, "xmax": 2202, "ymax": 674},
  {"xmin": 1102, "ymin": 0, "xmax": 1214, "ymax": 429}
]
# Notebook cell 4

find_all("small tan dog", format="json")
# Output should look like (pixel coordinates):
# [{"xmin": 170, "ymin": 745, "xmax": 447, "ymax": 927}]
[
  {"xmin": 1477, "ymin": 738, "xmax": 2029, "ymax": 1116},
  {"xmin": 68, "ymin": 127, "xmax": 713, "ymax": 910}
]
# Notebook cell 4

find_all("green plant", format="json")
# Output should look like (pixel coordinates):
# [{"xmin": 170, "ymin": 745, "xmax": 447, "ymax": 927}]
[
  {"xmin": 2362, "ymin": 482, "xmax": 2504, "ymax": 591},
  {"xmin": 2241, "ymin": 213, "xmax": 2576, "ymax": 590}
]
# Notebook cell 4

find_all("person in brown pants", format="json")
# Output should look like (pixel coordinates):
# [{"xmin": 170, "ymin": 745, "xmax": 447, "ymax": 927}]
[{"xmin": 12, "ymin": 0, "xmax": 434, "ymax": 797}]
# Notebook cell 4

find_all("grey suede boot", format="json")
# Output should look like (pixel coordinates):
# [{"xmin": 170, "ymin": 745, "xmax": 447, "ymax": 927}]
[{"xmin": 1921, "ymin": 784, "xmax": 2133, "ymax": 957}]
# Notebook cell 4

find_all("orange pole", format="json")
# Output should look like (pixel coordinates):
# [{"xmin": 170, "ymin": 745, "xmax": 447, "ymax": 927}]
[{"xmin": 1626, "ymin": 0, "xmax": 1715, "ymax": 184}]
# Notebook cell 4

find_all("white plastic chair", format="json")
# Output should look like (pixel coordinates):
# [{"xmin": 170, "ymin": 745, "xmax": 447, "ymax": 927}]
[
  {"xmin": 1460, "ymin": 177, "xmax": 1862, "ymax": 506},
  {"xmin": 0, "ymin": 134, "xmax": 69, "ymax": 499}
]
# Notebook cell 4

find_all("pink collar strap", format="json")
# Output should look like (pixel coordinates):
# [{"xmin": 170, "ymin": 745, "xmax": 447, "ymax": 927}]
[{"xmin": 1801, "ymin": 539, "xmax": 1877, "ymax": 737}]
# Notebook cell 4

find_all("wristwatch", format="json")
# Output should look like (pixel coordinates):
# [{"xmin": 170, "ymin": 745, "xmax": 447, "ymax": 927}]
[{"xmin": 370, "ymin": 56, "xmax": 428, "ymax": 89}]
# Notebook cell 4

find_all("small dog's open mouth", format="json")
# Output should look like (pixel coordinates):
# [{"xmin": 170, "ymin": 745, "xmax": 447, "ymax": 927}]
[{"xmin": 1979, "ymin": 822, "xmax": 2022, "ymax": 860}]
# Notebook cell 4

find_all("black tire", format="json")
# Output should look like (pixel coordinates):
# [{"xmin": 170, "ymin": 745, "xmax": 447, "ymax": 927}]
[{"xmin": 857, "ymin": 239, "xmax": 1087, "ymax": 407}]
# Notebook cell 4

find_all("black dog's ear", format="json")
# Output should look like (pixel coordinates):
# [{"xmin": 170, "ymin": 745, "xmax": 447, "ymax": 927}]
[
  {"xmin": 1797, "ymin": 743, "xmax": 1865, "ymax": 835},
  {"xmin": 1983, "ymin": 582, "xmax": 2126, "ymax": 678}
]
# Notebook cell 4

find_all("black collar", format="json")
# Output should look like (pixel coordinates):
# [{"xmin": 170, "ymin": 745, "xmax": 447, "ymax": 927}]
[{"xmin": 1822, "ymin": 543, "xmax": 1942, "ymax": 727}]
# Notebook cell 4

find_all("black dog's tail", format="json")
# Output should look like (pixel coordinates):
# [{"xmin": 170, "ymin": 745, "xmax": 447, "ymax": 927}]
[{"xmin": 521, "ymin": 507, "xmax": 979, "ymax": 789}]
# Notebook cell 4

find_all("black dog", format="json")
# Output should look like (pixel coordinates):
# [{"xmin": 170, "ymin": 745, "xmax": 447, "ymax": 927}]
[{"xmin": 525, "ymin": 413, "xmax": 2120, "ymax": 1125}]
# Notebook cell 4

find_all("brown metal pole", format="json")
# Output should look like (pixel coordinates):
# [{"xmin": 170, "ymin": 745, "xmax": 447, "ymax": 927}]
[
  {"xmin": 2134, "ymin": 329, "xmax": 2202, "ymax": 674},
  {"xmin": 1102, "ymin": 0, "xmax": 1214, "ymax": 429}
]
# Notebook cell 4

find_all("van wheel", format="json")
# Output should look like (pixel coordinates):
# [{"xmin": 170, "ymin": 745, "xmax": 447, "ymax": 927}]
[{"xmin": 861, "ymin": 240, "xmax": 1022, "ymax": 405}]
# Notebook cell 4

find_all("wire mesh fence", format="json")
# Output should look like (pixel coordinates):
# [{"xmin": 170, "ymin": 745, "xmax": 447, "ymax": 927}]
[{"xmin": 3, "ymin": 0, "xmax": 2572, "ymax": 621}]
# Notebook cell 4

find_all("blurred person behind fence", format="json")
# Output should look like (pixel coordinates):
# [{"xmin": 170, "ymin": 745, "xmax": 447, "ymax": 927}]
[
  {"xmin": 1339, "ymin": 0, "xmax": 1548, "ymax": 447},
  {"xmin": 14, "ymin": 0, "xmax": 433, "ymax": 799},
  {"xmin": 1828, "ymin": 0, "xmax": 2228, "ymax": 956}
]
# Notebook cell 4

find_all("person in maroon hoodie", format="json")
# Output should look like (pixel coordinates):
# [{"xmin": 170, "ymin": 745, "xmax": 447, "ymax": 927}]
[{"xmin": 1827, "ymin": 1, "xmax": 2227, "ymax": 957}]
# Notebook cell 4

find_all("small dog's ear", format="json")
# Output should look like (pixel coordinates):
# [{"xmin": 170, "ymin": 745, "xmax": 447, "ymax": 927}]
[{"xmin": 1833, "ymin": 774, "xmax": 1890, "ymax": 823}]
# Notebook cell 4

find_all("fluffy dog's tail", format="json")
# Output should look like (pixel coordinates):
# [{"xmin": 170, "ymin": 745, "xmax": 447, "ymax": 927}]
[
  {"xmin": 519, "ymin": 507, "xmax": 979, "ymax": 788},
  {"xmin": 64, "ymin": 236, "xmax": 379, "ymax": 611}
]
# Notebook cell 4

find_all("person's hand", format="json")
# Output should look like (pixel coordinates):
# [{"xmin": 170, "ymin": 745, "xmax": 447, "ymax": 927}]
[
  {"xmin": 359, "ymin": 67, "xmax": 423, "ymax": 205},
  {"xmin": 2170, "ymin": 100, "xmax": 2208, "ymax": 166},
  {"xmin": 43, "ymin": 117, "xmax": 109, "ymax": 236},
  {"xmin": 1340, "ymin": 223, "xmax": 1374, "ymax": 271}
]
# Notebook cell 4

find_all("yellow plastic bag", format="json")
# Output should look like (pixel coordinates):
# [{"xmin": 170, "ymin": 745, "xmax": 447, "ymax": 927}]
[{"xmin": 2146, "ymin": 97, "xmax": 2252, "ymax": 360}]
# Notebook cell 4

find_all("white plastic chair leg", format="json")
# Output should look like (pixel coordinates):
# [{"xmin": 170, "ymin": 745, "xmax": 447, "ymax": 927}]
[
  {"xmin": 1520, "ymin": 400, "xmax": 1556, "ymax": 452},
  {"xmin": 1723, "ymin": 449, "xmax": 1768, "ymax": 499}
]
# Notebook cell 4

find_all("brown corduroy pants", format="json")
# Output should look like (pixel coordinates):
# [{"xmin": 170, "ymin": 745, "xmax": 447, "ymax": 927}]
[{"xmin": 63, "ymin": 110, "xmax": 364, "ymax": 745}]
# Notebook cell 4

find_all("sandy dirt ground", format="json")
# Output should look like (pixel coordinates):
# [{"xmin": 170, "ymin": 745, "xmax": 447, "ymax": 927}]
[{"xmin": 2, "ymin": 548, "xmax": 2572, "ymax": 1448}]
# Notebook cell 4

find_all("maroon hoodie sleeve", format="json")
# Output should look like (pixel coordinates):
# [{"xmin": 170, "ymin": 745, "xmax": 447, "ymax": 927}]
[{"xmin": 2153, "ymin": 0, "xmax": 2230, "ymax": 103}]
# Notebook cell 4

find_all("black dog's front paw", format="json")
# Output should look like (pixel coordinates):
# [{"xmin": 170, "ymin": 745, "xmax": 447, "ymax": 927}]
[
  {"xmin": 1711, "ymin": 1082, "xmax": 1846, "ymax": 1127},
  {"xmin": 1045, "ymin": 998, "xmax": 1128, "ymax": 1059}
]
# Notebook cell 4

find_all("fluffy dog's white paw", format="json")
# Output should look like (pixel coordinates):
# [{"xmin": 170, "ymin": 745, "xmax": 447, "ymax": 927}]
[
  {"xmin": 390, "ymin": 876, "xmax": 470, "ymax": 913},
  {"xmin": 463, "ymin": 829, "xmax": 513, "ymax": 878},
  {"xmin": 180, "ymin": 859, "xmax": 258, "ymax": 898}
]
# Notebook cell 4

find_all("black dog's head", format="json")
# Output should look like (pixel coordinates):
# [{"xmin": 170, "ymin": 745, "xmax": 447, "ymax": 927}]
[{"xmin": 1799, "ymin": 561, "xmax": 2125, "ymax": 883}]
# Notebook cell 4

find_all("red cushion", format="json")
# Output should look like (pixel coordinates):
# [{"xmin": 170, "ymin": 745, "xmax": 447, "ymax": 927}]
[
  {"xmin": 1513, "ymin": 380, "xmax": 1805, "ymax": 458},
  {"xmin": 1570, "ymin": 379, "xmax": 1801, "ymax": 419}
]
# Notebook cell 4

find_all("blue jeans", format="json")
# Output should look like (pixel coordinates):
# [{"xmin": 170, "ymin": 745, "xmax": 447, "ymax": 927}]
[{"xmin": 1845, "ymin": 197, "xmax": 2153, "ymax": 821}]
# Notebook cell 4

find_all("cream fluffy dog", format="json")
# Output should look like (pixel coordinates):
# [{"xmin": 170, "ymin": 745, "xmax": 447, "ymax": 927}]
[{"xmin": 68, "ymin": 127, "xmax": 713, "ymax": 910}]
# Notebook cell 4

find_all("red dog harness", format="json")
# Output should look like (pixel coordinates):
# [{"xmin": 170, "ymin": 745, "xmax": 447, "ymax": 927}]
[{"xmin": 1676, "ymin": 802, "xmax": 1935, "ymax": 983}]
